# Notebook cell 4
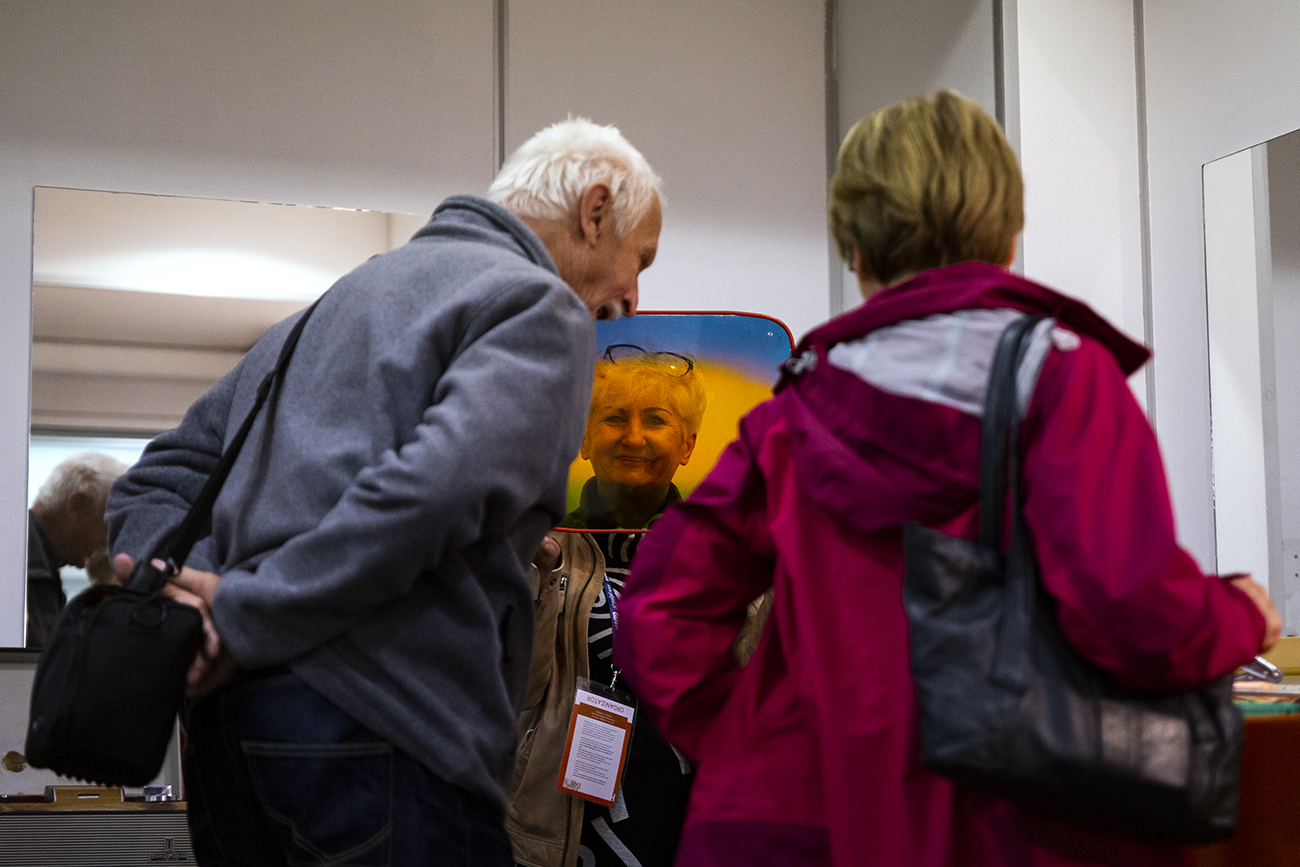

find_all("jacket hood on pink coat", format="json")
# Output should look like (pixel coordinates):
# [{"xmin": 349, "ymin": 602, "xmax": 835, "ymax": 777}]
[{"xmin": 773, "ymin": 261, "xmax": 1150, "ymax": 536}]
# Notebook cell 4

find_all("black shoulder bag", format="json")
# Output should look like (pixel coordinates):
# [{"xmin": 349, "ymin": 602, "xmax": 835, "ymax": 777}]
[
  {"xmin": 26, "ymin": 302, "xmax": 318, "ymax": 787},
  {"xmin": 901, "ymin": 314, "xmax": 1243, "ymax": 844}
]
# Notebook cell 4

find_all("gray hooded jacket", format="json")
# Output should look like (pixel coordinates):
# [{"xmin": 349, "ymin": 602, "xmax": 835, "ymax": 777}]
[{"xmin": 107, "ymin": 196, "xmax": 595, "ymax": 808}]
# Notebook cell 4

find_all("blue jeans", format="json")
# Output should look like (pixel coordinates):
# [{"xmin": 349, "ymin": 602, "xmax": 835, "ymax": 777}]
[{"xmin": 184, "ymin": 668, "xmax": 512, "ymax": 867}]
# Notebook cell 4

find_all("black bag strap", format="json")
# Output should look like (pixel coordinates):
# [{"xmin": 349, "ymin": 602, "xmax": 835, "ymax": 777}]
[
  {"xmin": 980, "ymin": 313, "xmax": 1046, "ymax": 689},
  {"xmin": 978, "ymin": 314, "xmax": 1045, "ymax": 551},
  {"xmin": 130, "ymin": 301, "xmax": 320, "ymax": 594}
]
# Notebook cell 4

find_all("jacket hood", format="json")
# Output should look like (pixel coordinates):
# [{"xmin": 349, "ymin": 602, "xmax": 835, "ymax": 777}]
[
  {"xmin": 792, "ymin": 261, "xmax": 1149, "ymax": 376},
  {"xmin": 773, "ymin": 262, "xmax": 1150, "ymax": 533}
]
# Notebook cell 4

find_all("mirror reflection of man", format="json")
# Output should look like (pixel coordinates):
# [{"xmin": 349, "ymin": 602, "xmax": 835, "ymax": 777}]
[
  {"xmin": 107, "ymin": 118, "xmax": 663, "ymax": 864},
  {"xmin": 26, "ymin": 452, "xmax": 128, "ymax": 648}
]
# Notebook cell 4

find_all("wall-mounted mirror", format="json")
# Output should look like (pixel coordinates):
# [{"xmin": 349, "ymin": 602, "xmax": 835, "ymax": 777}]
[
  {"xmin": 7, "ymin": 188, "xmax": 427, "ymax": 795},
  {"xmin": 1204, "ymin": 132, "xmax": 1300, "ymax": 636},
  {"xmin": 21, "ymin": 187, "xmax": 426, "ymax": 648}
]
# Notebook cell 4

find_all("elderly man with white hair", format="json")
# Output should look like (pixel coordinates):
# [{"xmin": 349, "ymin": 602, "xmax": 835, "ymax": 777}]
[
  {"xmin": 27, "ymin": 451, "xmax": 128, "ymax": 648},
  {"xmin": 107, "ymin": 118, "xmax": 662, "ymax": 865}
]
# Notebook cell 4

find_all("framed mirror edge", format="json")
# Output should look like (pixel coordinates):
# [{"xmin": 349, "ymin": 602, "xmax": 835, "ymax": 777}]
[{"xmin": 1203, "ymin": 129, "xmax": 1300, "ymax": 636}]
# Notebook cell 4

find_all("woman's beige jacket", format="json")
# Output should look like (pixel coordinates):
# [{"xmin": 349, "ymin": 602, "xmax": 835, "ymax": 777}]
[{"xmin": 506, "ymin": 531, "xmax": 604, "ymax": 867}]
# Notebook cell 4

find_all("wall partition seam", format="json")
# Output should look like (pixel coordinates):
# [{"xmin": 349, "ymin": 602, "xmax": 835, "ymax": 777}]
[
  {"xmin": 992, "ymin": 0, "xmax": 1005, "ymax": 129},
  {"xmin": 1133, "ymin": 0, "xmax": 1157, "ymax": 427},
  {"xmin": 993, "ymin": 0, "xmax": 1023, "ymax": 276},
  {"xmin": 494, "ymin": 0, "xmax": 508, "ymax": 171},
  {"xmin": 993, "ymin": 0, "xmax": 1020, "ymax": 156},
  {"xmin": 825, "ymin": 0, "xmax": 843, "ymax": 318}
]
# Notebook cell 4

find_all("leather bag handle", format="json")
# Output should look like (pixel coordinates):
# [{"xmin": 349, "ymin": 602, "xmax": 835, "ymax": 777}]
[
  {"xmin": 981, "ymin": 314, "xmax": 1045, "ymax": 691},
  {"xmin": 978, "ymin": 314, "xmax": 1044, "ymax": 551}
]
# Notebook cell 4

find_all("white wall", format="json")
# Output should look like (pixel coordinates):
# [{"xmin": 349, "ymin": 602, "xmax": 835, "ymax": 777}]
[
  {"xmin": 504, "ymin": 0, "xmax": 830, "ymax": 340},
  {"xmin": 1013, "ymin": 0, "xmax": 1146, "ymax": 350},
  {"xmin": 998, "ymin": 0, "xmax": 1300, "ymax": 600},
  {"xmin": 832, "ymin": 0, "xmax": 1238, "ymax": 575},
  {"xmin": 831, "ymin": 0, "xmax": 1146, "ymax": 359},
  {"xmin": 0, "ymin": 1, "xmax": 832, "ymax": 647},
  {"xmin": 833, "ymin": 0, "xmax": 998, "ymax": 312},
  {"xmin": 1143, "ymin": 0, "xmax": 1300, "ymax": 570}
]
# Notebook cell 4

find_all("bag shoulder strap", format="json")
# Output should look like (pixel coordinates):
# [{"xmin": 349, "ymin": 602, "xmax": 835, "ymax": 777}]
[
  {"xmin": 978, "ymin": 314, "xmax": 1045, "ymax": 551},
  {"xmin": 132, "ymin": 301, "xmax": 320, "ymax": 593},
  {"xmin": 982, "ymin": 314, "xmax": 1047, "ymax": 690}
]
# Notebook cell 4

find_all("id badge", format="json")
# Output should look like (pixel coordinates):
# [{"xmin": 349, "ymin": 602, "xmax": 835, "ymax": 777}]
[{"xmin": 556, "ymin": 676, "xmax": 637, "ymax": 806}]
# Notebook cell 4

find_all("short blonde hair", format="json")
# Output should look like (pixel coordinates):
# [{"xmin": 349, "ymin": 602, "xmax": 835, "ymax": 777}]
[
  {"xmin": 829, "ymin": 90, "xmax": 1023, "ymax": 286},
  {"xmin": 587, "ymin": 356, "xmax": 706, "ymax": 439}
]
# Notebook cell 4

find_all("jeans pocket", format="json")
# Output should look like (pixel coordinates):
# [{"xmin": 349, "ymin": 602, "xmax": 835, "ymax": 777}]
[{"xmin": 242, "ymin": 740, "xmax": 393, "ymax": 866}]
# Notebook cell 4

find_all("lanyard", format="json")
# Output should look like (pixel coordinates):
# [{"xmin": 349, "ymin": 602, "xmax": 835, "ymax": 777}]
[
  {"xmin": 603, "ymin": 575, "xmax": 620, "ymax": 639},
  {"xmin": 603, "ymin": 575, "xmax": 622, "ymax": 689}
]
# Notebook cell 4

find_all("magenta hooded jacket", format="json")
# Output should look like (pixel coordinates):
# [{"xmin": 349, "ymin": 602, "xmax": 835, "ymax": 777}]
[{"xmin": 613, "ymin": 262, "xmax": 1265, "ymax": 867}]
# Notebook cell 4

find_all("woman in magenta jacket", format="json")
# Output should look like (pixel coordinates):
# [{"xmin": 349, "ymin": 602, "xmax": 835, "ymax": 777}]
[{"xmin": 612, "ymin": 90, "xmax": 1281, "ymax": 867}]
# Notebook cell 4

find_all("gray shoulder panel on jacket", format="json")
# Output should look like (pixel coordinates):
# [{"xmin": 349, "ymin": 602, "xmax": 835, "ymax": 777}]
[{"xmin": 826, "ymin": 309, "xmax": 1057, "ymax": 419}]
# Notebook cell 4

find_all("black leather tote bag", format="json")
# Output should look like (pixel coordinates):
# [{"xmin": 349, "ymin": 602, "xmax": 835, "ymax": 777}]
[
  {"xmin": 26, "ymin": 302, "xmax": 318, "ymax": 786},
  {"xmin": 902, "ymin": 314, "xmax": 1243, "ymax": 845}
]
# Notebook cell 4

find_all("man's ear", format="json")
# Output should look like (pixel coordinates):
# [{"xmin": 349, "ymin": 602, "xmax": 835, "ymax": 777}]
[
  {"xmin": 579, "ymin": 183, "xmax": 613, "ymax": 246},
  {"xmin": 65, "ymin": 490, "xmax": 91, "ymax": 516}
]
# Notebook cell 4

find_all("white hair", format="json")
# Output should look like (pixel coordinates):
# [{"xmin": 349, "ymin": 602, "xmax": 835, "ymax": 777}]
[
  {"xmin": 487, "ymin": 118, "xmax": 662, "ymax": 237},
  {"xmin": 34, "ymin": 451, "xmax": 129, "ymax": 513}
]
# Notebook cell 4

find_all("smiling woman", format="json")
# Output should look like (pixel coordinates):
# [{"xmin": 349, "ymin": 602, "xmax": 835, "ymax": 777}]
[
  {"xmin": 567, "ymin": 347, "xmax": 707, "ymax": 529},
  {"xmin": 556, "ymin": 314, "xmax": 794, "ymax": 529}
]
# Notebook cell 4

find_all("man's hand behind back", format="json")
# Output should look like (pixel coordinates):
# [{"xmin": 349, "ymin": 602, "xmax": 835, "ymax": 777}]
[{"xmin": 113, "ymin": 553, "xmax": 241, "ymax": 698}]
